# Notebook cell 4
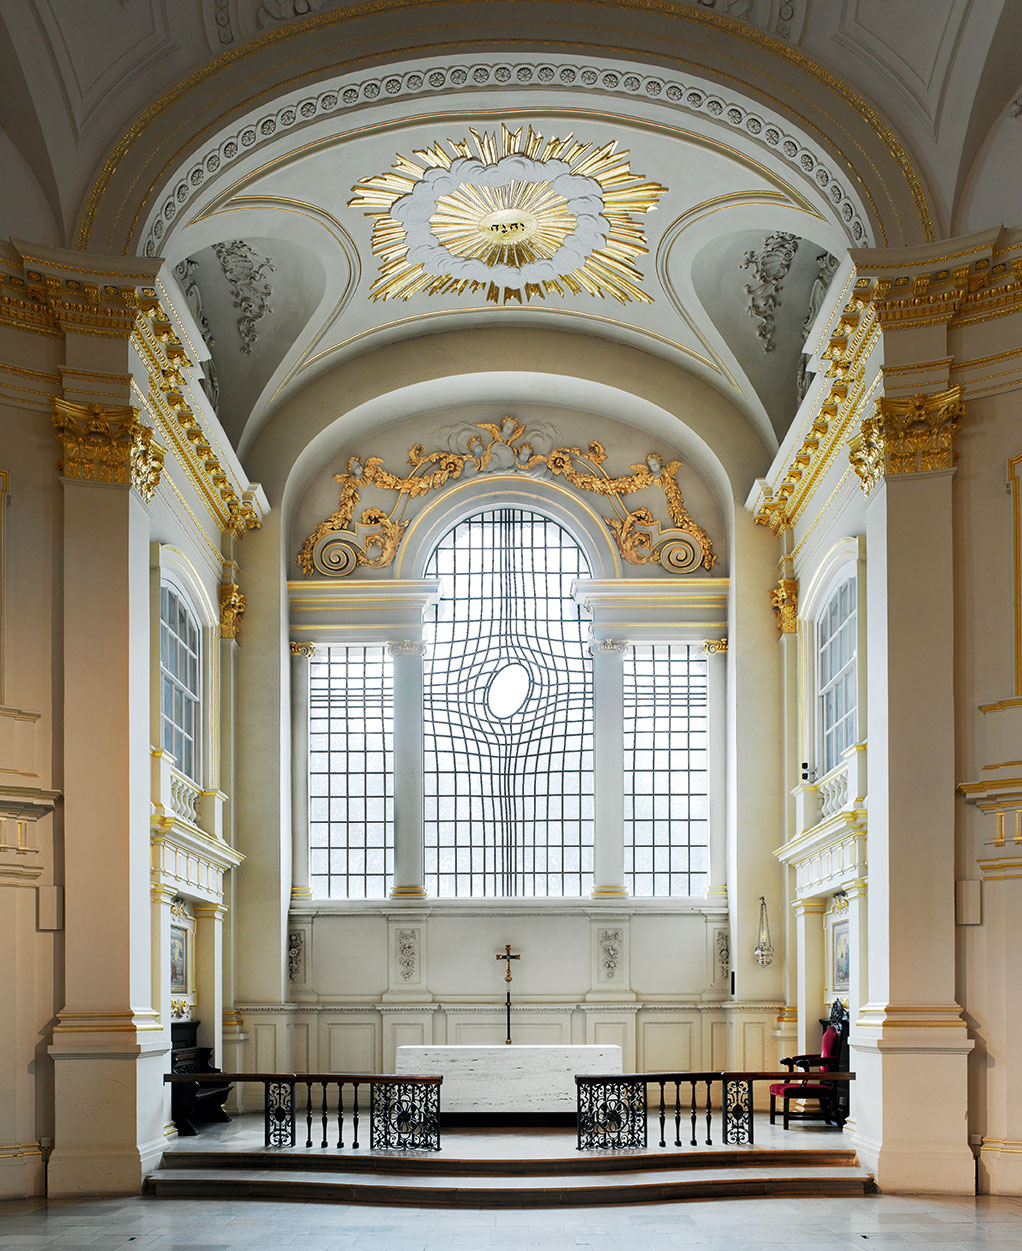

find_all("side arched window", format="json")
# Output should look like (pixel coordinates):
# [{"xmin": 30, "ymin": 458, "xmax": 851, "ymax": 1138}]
[
  {"xmin": 818, "ymin": 576, "xmax": 856, "ymax": 775},
  {"xmin": 160, "ymin": 584, "xmax": 202, "ymax": 781}
]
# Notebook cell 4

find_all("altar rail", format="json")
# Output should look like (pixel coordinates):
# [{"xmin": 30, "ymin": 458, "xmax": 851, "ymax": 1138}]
[
  {"xmin": 164, "ymin": 1072, "xmax": 443, "ymax": 1151},
  {"xmin": 575, "ymin": 1071, "xmax": 855, "ymax": 1150}
]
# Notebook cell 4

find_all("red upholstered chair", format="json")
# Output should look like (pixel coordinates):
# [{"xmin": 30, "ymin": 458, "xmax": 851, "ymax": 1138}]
[{"xmin": 769, "ymin": 1023, "xmax": 845, "ymax": 1130}]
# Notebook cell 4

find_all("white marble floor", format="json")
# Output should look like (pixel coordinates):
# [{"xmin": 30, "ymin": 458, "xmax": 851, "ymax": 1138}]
[{"xmin": 3, "ymin": 1191, "xmax": 1022, "ymax": 1250}]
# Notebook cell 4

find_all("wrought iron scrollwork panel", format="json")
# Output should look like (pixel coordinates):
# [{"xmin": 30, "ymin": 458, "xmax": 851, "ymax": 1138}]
[
  {"xmin": 370, "ymin": 1081, "xmax": 441, "ymax": 1151},
  {"xmin": 265, "ymin": 1080, "xmax": 296, "ymax": 1147},
  {"xmin": 577, "ymin": 1079, "xmax": 648, "ymax": 1150},
  {"xmin": 722, "ymin": 1078, "xmax": 753, "ymax": 1145}
]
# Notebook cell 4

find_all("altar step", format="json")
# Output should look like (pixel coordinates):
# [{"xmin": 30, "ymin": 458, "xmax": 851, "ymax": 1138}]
[{"xmin": 146, "ymin": 1147, "xmax": 874, "ymax": 1206}]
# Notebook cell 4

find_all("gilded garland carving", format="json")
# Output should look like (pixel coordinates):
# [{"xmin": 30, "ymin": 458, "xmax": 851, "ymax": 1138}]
[
  {"xmin": 770, "ymin": 577, "xmax": 798, "ymax": 634},
  {"xmin": 350, "ymin": 125, "xmax": 665, "ymax": 306},
  {"xmin": 296, "ymin": 418, "xmax": 717, "ymax": 578},
  {"xmin": 849, "ymin": 386, "xmax": 965, "ymax": 496},
  {"xmin": 219, "ymin": 583, "xmax": 247, "ymax": 640},
  {"xmin": 51, "ymin": 400, "xmax": 165, "ymax": 502}
]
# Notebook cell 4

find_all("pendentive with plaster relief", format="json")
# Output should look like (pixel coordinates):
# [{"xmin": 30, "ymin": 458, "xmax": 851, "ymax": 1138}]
[
  {"xmin": 350, "ymin": 124, "xmax": 665, "ymax": 306},
  {"xmin": 297, "ymin": 417, "xmax": 717, "ymax": 578}
]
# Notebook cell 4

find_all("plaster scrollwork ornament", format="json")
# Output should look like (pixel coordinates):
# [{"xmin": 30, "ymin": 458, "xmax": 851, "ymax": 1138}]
[
  {"xmin": 849, "ymin": 386, "xmax": 965, "ymax": 496},
  {"xmin": 350, "ymin": 125, "xmax": 665, "ymax": 306},
  {"xmin": 212, "ymin": 241, "xmax": 275, "ymax": 354},
  {"xmin": 259, "ymin": 0, "xmax": 323, "ymax": 25},
  {"xmin": 219, "ymin": 583, "xmax": 247, "ymax": 641},
  {"xmin": 396, "ymin": 929, "xmax": 418, "ymax": 982},
  {"xmin": 770, "ymin": 576, "xmax": 798, "ymax": 635},
  {"xmin": 741, "ymin": 231, "xmax": 800, "ymax": 352},
  {"xmin": 173, "ymin": 257, "xmax": 220, "ymax": 411},
  {"xmin": 296, "ymin": 418, "xmax": 718, "ymax": 578},
  {"xmin": 715, "ymin": 928, "xmax": 730, "ymax": 983},
  {"xmin": 288, "ymin": 931, "xmax": 305, "ymax": 982},
  {"xmin": 51, "ymin": 400, "xmax": 166, "ymax": 502},
  {"xmin": 599, "ymin": 928, "xmax": 623, "ymax": 980}
]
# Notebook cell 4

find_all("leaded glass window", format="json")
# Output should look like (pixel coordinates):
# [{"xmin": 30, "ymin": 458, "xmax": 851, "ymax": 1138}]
[
  {"xmin": 160, "ymin": 585, "xmax": 200, "ymax": 781},
  {"xmin": 623, "ymin": 644, "xmax": 709, "ymax": 896},
  {"xmin": 309, "ymin": 646, "xmax": 394, "ymax": 898},
  {"xmin": 819, "ymin": 577, "xmax": 857, "ymax": 774},
  {"xmin": 423, "ymin": 508, "xmax": 594, "ymax": 897}
]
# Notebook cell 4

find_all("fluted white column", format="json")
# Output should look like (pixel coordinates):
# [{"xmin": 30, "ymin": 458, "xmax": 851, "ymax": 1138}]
[
  {"xmin": 389, "ymin": 640, "xmax": 427, "ymax": 899},
  {"xmin": 591, "ymin": 639, "xmax": 628, "ymax": 899},
  {"xmin": 289, "ymin": 642, "xmax": 313, "ymax": 902}
]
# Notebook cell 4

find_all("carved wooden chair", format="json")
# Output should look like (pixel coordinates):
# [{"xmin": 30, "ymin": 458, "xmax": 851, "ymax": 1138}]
[{"xmin": 769, "ymin": 1002, "xmax": 848, "ymax": 1131}]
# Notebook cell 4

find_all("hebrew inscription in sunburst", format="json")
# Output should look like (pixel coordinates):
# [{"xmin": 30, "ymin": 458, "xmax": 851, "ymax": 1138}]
[{"xmin": 349, "ymin": 124, "xmax": 665, "ymax": 306}]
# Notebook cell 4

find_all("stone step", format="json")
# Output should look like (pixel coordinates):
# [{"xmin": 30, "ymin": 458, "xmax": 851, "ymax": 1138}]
[
  {"xmin": 160, "ymin": 1145, "xmax": 862, "ymax": 1177},
  {"xmin": 146, "ymin": 1163, "xmax": 874, "ymax": 1207}
]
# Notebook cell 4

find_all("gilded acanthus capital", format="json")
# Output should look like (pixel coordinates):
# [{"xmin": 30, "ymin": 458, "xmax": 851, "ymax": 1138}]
[
  {"xmin": 770, "ymin": 577, "xmax": 798, "ymax": 635},
  {"xmin": 850, "ymin": 385, "xmax": 964, "ymax": 496},
  {"xmin": 51, "ymin": 398, "xmax": 165, "ymax": 502},
  {"xmin": 219, "ymin": 583, "xmax": 246, "ymax": 641}
]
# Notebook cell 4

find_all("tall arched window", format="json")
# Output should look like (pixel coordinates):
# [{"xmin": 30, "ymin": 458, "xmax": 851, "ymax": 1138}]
[
  {"xmin": 160, "ymin": 584, "xmax": 201, "ymax": 781},
  {"xmin": 818, "ymin": 575, "xmax": 857, "ymax": 774},
  {"xmin": 422, "ymin": 508, "xmax": 593, "ymax": 898}
]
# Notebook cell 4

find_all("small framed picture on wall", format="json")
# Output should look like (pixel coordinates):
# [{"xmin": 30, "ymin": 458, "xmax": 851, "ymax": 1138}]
[
  {"xmin": 831, "ymin": 918, "xmax": 850, "ymax": 993},
  {"xmin": 170, "ymin": 924, "xmax": 189, "ymax": 994}
]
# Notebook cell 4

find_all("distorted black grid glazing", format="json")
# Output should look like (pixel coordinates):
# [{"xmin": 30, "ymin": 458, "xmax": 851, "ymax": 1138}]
[
  {"xmin": 624, "ymin": 644, "xmax": 709, "ymax": 896},
  {"xmin": 308, "ymin": 646, "xmax": 394, "ymax": 898},
  {"xmin": 423, "ymin": 509, "xmax": 594, "ymax": 897}
]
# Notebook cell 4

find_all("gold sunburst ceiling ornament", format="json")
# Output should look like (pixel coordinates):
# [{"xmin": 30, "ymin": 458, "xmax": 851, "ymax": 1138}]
[{"xmin": 349, "ymin": 125, "xmax": 666, "ymax": 305}]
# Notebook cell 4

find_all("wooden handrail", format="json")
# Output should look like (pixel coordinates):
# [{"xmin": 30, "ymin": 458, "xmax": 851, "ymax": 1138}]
[
  {"xmin": 164, "ymin": 1072, "xmax": 443, "ymax": 1084},
  {"xmin": 576, "ymin": 1071, "xmax": 855, "ymax": 1083}
]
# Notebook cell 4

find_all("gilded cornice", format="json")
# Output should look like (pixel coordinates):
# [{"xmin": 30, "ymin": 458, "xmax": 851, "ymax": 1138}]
[
  {"xmin": 51, "ymin": 399, "xmax": 165, "ymax": 502},
  {"xmin": 849, "ymin": 386, "xmax": 965, "ymax": 497},
  {"xmin": 754, "ymin": 242, "xmax": 1022, "ymax": 533}
]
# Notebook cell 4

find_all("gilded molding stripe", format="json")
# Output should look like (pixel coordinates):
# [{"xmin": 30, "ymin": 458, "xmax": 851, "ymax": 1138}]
[
  {"xmin": 1011, "ymin": 453, "xmax": 1022, "ymax": 697},
  {"xmin": 0, "ymin": 469, "xmax": 6, "ymax": 703}
]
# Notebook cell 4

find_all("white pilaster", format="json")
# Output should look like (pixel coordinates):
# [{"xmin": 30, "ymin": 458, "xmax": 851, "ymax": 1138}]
[
  {"xmin": 194, "ymin": 903, "xmax": 227, "ymax": 1066},
  {"xmin": 388, "ymin": 641, "xmax": 427, "ymax": 899},
  {"xmin": 704, "ymin": 641, "xmax": 728, "ymax": 903},
  {"xmin": 793, "ymin": 897, "xmax": 827, "ymax": 1052},
  {"xmin": 289, "ymin": 643, "xmax": 313, "ymax": 902},
  {"xmin": 591, "ymin": 640, "xmax": 628, "ymax": 899}
]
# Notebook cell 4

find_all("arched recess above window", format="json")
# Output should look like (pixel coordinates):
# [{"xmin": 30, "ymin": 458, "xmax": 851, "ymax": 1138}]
[
  {"xmin": 394, "ymin": 475, "xmax": 622, "ymax": 581},
  {"xmin": 799, "ymin": 536, "xmax": 867, "ymax": 781}
]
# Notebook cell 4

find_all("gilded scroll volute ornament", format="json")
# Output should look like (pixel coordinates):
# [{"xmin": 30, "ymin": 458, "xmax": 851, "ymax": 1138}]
[
  {"xmin": 51, "ymin": 399, "xmax": 165, "ymax": 502},
  {"xmin": 219, "ymin": 583, "xmax": 246, "ymax": 641},
  {"xmin": 770, "ymin": 577, "xmax": 798, "ymax": 635},
  {"xmin": 296, "ymin": 418, "xmax": 718, "ymax": 578},
  {"xmin": 289, "ymin": 641, "xmax": 315, "ymax": 658},
  {"xmin": 850, "ymin": 386, "xmax": 965, "ymax": 496}
]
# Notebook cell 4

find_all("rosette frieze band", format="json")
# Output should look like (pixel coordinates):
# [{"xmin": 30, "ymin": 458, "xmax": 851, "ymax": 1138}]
[
  {"xmin": 850, "ymin": 386, "xmax": 965, "ymax": 495},
  {"xmin": 51, "ymin": 399, "xmax": 165, "ymax": 502},
  {"xmin": 296, "ymin": 418, "xmax": 717, "ymax": 579}
]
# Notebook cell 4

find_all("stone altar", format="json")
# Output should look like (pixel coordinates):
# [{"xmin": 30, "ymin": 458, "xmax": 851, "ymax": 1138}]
[{"xmin": 395, "ymin": 1044, "xmax": 623, "ymax": 1113}]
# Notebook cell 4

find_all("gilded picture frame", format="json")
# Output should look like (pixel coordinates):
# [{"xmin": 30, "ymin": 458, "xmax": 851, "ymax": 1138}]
[
  {"xmin": 170, "ymin": 924, "xmax": 189, "ymax": 994},
  {"xmin": 831, "ymin": 918, "xmax": 850, "ymax": 993}
]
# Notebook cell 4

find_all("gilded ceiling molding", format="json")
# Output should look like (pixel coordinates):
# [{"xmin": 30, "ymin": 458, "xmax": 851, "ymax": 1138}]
[
  {"xmin": 51, "ymin": 400, "xmax": 166, "ymax": 502},
  {"xmin": 849, "ymin": 386, "xmax": 965, "ymax": 497},
  {"xmin": 296, "ymin": 417, "xmax": 717, "ymax": 578},
  {"xmin": 350, "ymin": 125, "xmax": 665, "ymax": 306},
  {"xmin": 218, "ymin": 582, "xmax": 247, "ymax": 641},
  {"xmin": 137, "ymin": 56, "xmax": 870, "ymax": 262},
  {"xmin": 77, "ymin": 0, "xmax": 933, "ymax": 255},
  {"xmin": 770, "ymin": 576, "xmax": 798, "ymax": 635}
]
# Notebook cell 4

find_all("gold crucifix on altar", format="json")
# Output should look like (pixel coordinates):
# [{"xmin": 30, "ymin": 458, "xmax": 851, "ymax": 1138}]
[{"xmin": 496, "ymin": 944, "xmax": 521, "ymax": 1045}]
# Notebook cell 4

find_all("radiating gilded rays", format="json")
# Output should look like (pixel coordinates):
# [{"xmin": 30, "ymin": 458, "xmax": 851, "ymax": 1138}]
[{"xmin": 349, "ymin": 124, "xmax": 666, "ymax": 305}]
